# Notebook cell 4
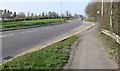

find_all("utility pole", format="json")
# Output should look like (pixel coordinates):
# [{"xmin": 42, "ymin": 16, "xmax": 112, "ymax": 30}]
[
  {"xmin": 110, "ymin": 0, "xmax": 113, "ymax": 33},
  {"xmin": 101, "ymin": 0, "xmax": 104, "ymax": 17},
  {"xmin": 97, "ymin": 11, "xmax": 100, "ymax": 22}
]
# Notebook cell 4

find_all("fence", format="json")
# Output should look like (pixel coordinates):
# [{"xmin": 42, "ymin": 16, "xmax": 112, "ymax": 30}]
[
  {"xmin": 101, "ymin": 29, "xmax": 120, "ymax": 44},
  {"xmin": 100, "ymin": 2, "xmax": 120, "ymax": 69}
]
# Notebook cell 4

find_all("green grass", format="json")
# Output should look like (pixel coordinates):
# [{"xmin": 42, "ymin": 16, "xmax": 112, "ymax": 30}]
[
  {"xmin": 2, "ymin": 36, "xmax": 78, "ymax": 69},
  {"xmin": 84, "ymin": 18, "xmax": 95, "ymax": 22},
  {"xmin": 98, "ymin": 32, "xmax": 119, "ymax": 59},
  {"xmin": 0, "ymin": 19, "xmax": 64, "ymax": 29}
]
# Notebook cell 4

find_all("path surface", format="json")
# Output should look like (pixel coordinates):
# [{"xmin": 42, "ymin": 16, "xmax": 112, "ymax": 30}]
[{"xmin": 70, "ymin": 23, "xmax": 118, "ymax": 69}]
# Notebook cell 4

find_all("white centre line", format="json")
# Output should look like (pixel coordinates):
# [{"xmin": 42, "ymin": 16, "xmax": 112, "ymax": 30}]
[
  {"xmin": 0, "ymin": 35, "xmax": 7, "ymax": 38},
  {"xmin": 21, "ymin": 30, "xmax": 38, "ymax": 34},
  {"xmin": 33, "ymin": 30, "xmax": 38, "ymax": 31},
  {"xmin": 21, "ymin": 32, "xmax": 25, "ymax": 33},
  {"xmin": 7, "ymin": 34, "xmax": 14, "ymax": 36},
  {"xmin": 0, "ymin": 34, "xmax": 14, "ymax": 38},
  {"xmin": 45, "ymin": 27, "xmax": 52, "ymax": 29}
]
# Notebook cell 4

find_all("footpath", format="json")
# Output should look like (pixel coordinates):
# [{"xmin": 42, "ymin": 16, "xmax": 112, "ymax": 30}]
[{"xmin": 65, "ymin": 22, "xmax": 118, "ymax": 69}]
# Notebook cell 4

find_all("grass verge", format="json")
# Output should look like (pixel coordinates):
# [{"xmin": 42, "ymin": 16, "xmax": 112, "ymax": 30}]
[
  {"xmin": 84, "ymin": 18, "xmax": 95, "ymax": 22},
  {"xmin": 1, "ymin": 19, "xmax": 65, "ymax": 29},
  {"xmin": 2, "ymin": 36, "xmax": 78, "ymax": 69},
  {"xmin": 98, "ymin": 32, "xmax": 119, "ymax": 60}
]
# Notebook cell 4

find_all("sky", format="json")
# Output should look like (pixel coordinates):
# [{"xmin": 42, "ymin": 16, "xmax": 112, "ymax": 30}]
[{"xmin": 0, "ymin": 0, "xmax": 91, "ymax": 16}]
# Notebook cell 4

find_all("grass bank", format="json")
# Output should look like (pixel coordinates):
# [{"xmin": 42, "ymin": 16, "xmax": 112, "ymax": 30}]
[
  {"xmin": 2, "ymin": 36, "xmax": 78, "ymax": 70},
  {"xmin": 84, "ymin": 18, "xmax": 95, "ymax": 22},
  {"xmin": 0, "ymin": 19, "xmax": 65, "ymax": 29},
  {"xmin": 98, "ymin": 32, "xmax": 119, "ymax": 61}
]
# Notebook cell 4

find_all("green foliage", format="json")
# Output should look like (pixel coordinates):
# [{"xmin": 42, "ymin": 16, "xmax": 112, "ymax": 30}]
[
  {"xmin": 118, "ymin": 2, "xmax": 120, "ymax": 36},
  {"xmin": 1, "ymin": 19, "xmax": 64, "ymax": 29},
  {"xmin": 98, "ymin": 32, "xmax": 118, "ymax": 60},
  {"xmin": 84, "ymin": 18, "xmax": 95, "ymax": 22},
  {"xmin": 99, "ymin": 2, "xmax": 119, "ymax": 36},
  {"xmin": 85, "ymin": 2, "xmax": 101, "ymax": 21},
  {"xmin": 2, "ymin": 36, "xmax": 78, "ymax": 69}
]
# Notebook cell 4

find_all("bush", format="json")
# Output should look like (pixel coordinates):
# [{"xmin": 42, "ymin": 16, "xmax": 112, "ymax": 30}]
[{"xmin": 2, "ymin": 19, "xmax": 65, "ymax": 29}]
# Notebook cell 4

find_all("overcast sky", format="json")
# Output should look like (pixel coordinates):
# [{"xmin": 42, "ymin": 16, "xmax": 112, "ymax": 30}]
[{"xmin": 1, "ymin": 0, "xmax": 91, "ymax": 16}]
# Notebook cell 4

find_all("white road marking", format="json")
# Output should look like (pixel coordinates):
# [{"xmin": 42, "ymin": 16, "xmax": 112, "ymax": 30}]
[
  {"xmin": 1, "ymin": 29, "xmax": 38, "ymax": 38},
  {"xmin": 7, "ymin": 34, "xmax": 14, "ymax": 36},
  {"xmin": 33, "ymin": 30, "xmax": 37, "ymax": 31},
  {"xmin": 0, "ymin": 34, "xmax": 14, "ymax": 38},
  {"xmin": 21, "ymin": 30, "xmax": 38, "ymax": 34},
  {"xmin": 1, "ymin": 27, "xmax": 51, "ymax": 38},
  {"xmin": 21, "ymin": 32, "xmax": 25, "ymax": 33},
  {"xmin": 26, "ymin": 31, "xmax": 33, "ymax": 33},
  {"xmin": 45, "ymin": 27, "xmax": 52, "ymax": 29},
  {"xmin": 0, "ymin": 35, "xmax": 7, "ymax": 38}
]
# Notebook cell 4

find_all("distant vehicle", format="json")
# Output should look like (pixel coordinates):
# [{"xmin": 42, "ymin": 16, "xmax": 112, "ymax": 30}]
[{"xmin": 81, "ymin": 18, "xmax": 84, "ymax": 20}]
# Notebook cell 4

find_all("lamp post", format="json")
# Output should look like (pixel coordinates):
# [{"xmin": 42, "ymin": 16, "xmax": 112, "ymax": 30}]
[{"xmin": 97, "ymin": 11, "xmax": 100, "ymax": 22}]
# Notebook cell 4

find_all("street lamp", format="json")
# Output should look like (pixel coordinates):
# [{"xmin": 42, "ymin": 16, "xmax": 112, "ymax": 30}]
[{"xmin": 97, "ymin": 11, "xmax": 100, "ymax": 22}]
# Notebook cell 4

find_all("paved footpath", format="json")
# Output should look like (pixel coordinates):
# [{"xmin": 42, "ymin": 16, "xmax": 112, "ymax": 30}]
[{"xmin": 69, "ymin": 23, "xmax": 118, "ymax": 69}]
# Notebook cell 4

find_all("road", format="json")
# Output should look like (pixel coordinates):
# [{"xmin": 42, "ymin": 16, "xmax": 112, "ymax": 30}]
[
  {"xmin": 69, "ymin": 23, "xmax": 118, "ymax": 69},
  {"xmin": 2, "ymin": 19, "xmax": 91, "ymax": 62}
]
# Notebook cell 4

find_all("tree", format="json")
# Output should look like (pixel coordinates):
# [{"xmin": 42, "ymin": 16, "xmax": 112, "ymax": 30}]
[
  {"xmin": 13, "ymin": 12, "xmax": 16, "ymax": 22},
  {"xmin": 80, "ymin": 15, "xmax": 83, "ymax": 18},
  {"xmin": 65, "ymin": 11, "xmax": 70, "ymax": 20},
  {"xmin": 42, "ymin": 12, "xmax": 45, "ymax": 17},
  {"xmin": 68, "ymin": 13, "xmax": 72, "ymax": 17},
  {"xmin": 74, "ymin": 13, "xmax": 79, "ymax": 18},
  {"xmin": 65, "ymin": 11, "xmax": 69, "ymax": 17},
  {"xmin": 16, "ymin": 12, "xmax": 26, "ymax": 20},
  {"xmin": 31, "ymin": 13, "xmax": 34, "ymax": 20},
  {"xmin": 6, "ymin": 10, "xmax": 12, "ymax": 19},
  {"xmin": 27, "ymin": 12, "xmax": 30, "ymax": 17},
  {"xmin": 35, "ymin": 14, "xmax": 38, "ymax": 20},
  {"xmin": 2, "ymin": 9, "xmax": 7, "ymax": 20},
  {"xmin": 31, "ymin": 13, "xmax": 34, "ymax": 17},
  {"xmin": 0, "ymin": 10, "xmax": 3, "ymax": 21},
  {"xmin": 85, "ymin": 2, "xmax": 101, "ymax": 21},
  {"xmin": 2, "ymin": 9, "xmax": 14, "ymax": 21},
  {"xmin": 51, "ymin": 11, "xmax": 57, "ymax": 18},
  {"xmin": 48, "ymin": 11, "xmax": 52, "ymax": 18},
  {"xmin": 42, "ymin": 12, "xmax": 45, "ymax": 19},
  {"xmin": 61, "ymin": 13, "xmax": 65, "ymax": 18}
]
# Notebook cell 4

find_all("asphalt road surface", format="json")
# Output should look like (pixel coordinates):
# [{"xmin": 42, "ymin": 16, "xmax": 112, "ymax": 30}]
[{"xmin": 2, "ymin": 19, "xmax": 89, "ymax": 61}]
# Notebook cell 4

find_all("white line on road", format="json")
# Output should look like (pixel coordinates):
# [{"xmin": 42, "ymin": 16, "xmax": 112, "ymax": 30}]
[
  {"xmin": 1, "ymin": 29, "xmax": 38, "ymax": 38},
  {"xmin": 21, "ymin": 32, "xmax": 25, "ymax": 33},
  {"xmin": 1, "ymin": 26, "xmax": 59, "ymax": 38},
  {"xmin": 45, "ymin": 27, "xmax": 53, "ymax": 29},
  {"xmin": 0, "ymin": 34, "xmax": 14, "ymax": 38},
  {"xmin": 0, "ymin": 35, "xmax": 7, "ymax": 38},
  {"xmin": 21, "ymin": 30, "xmax": 38, "ymax": 33},
  {"xmin": 32, "ymin": 30, "xmax": 38, "ymax": 31}
]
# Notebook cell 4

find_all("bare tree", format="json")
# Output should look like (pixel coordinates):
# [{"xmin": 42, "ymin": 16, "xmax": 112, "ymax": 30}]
[
  {"xmin": 13, "ymin": 12, "xmax": 16, "ymax": 22},
  {"xmin": 31, "ymin": 13, "xmax": 34, "ymax": 20},
  {"xmin": 16, "ymin": 12, "xmax": 26, "ymax": 20},
  {"xmin": 48, "ymin": 11, "xmax": 52, "ymax": 18},
  {"xmin": 27, "ymin": 12, "xmax": 30, "ymax": 17}
]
